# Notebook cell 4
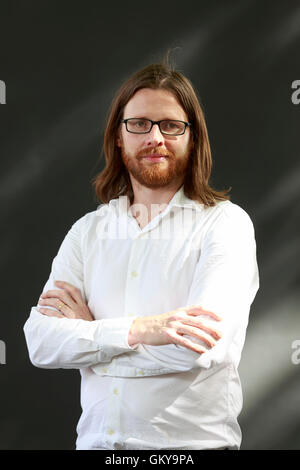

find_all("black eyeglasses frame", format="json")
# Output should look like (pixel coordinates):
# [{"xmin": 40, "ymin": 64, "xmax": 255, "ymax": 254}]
[{"xmin": 121, "ymin": 118, "xmax": 191, "ymax": 136}]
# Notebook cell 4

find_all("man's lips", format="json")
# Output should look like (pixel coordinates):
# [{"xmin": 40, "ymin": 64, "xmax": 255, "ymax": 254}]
[
  {"xmin": 141, "ymin": 154, "xmax": 169, "ymax": 157},
  {"xmin": 140, "ymin": 153, "xmax": 169, "ymax": 161},
  {"xmin": 141, "ymin": 155, "xmax": 169, "ymax": 162}
]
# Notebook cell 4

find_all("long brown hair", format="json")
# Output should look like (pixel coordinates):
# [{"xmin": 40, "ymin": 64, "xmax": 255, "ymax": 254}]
[{"xmin": 92, "ymin": 62, "xmax": 231, "ymax": 207}]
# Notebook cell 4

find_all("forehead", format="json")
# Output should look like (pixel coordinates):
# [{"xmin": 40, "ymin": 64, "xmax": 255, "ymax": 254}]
[{"xmin": 123, "ymin": 88, "xmax": 188, "ymax": 120}]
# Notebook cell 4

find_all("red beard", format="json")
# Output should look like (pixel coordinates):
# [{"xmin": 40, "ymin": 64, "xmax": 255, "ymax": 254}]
[{"xmin": 121, "ymin": 146, "xmax": 190, "ymax": 189}]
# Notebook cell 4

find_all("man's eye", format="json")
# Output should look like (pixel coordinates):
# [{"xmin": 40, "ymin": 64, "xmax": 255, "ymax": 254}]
[
  {"xmin": 166, "ymin": 121, "xmax": 179, "ymax": 129},
  {"xmin": 134, "ymin": 120, "xmax": 147, "ymax": 128},
  {"xmin": 162, "ymin": 121, "xmax": 181, "ymax": 131}
]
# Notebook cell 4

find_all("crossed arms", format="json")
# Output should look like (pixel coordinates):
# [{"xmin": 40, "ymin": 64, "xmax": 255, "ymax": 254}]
[{"xmin": 24, "ymin": 205, "xmax": 259, "ymax": 376}]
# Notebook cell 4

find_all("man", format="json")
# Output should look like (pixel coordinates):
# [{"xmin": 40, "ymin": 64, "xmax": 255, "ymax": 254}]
[{"xmin": 24, "ymin": 63, "xmax": 259, "ymax": 450}]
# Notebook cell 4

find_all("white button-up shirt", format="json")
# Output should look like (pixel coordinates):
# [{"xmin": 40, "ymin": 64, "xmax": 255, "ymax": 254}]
[{"xmin": 23, "ymin": 185, "xmax": 259, "ymax": 450}]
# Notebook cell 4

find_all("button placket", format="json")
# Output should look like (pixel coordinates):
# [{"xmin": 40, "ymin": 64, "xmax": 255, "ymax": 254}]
[
  {"xmin": 124, "ymin": 237, "xmax": 144, "ymax": 318},
  {"xmin": 105, "ymin": 378, "xmax": 121, "ymax": 440}
]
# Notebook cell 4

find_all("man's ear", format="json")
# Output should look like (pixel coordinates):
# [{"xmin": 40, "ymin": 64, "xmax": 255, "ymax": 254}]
[{"xmin": 116, "ymin": 130, "xmax": 122, "ymax": 148}]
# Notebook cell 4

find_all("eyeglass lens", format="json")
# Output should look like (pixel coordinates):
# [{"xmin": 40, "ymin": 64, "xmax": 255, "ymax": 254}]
[{"xmin": 126, "ymin": 119, "xmax": 186, "ymax": 135}]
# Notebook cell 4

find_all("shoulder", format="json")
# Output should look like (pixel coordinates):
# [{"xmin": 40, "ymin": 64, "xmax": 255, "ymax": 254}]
[
  {"xmin": 207, "ymin": 200, "xmax": 253, "ymax": 224},
  {"xmin": 201, "ymin": 200, "xmax": 256, "ymax": 240},
  {"xmin": 217, "ymin": 200, "xmax": 253, "ymax": 224},
  {"xmin": 68, "ymin": 204, "xmax": 110, "ymax": 238}
]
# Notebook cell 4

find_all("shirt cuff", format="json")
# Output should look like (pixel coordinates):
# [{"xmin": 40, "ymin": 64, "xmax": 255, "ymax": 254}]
[{"xmin": 97, "ymin": 316, "xmax": 139, "ymax": 358}]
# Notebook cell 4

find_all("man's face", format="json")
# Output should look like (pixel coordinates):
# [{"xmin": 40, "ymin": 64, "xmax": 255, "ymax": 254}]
[{"xmin": 116, "ymin": 88, "xmax": 192, "ymax": 189}]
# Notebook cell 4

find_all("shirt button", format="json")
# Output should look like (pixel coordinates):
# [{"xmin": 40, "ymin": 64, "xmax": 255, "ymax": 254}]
[
  {"xmin": 138, "ymin": 370, "xmax": 144, "ymax": 376},
  {"xmin": 113, "ymin": 388, "xmax": 119, "ymax": 395},
  {"xmin": 107, "ymin": 429, "xmax": 115, "ymax": 435},
  {"xmin": 131, "ymin": 270, "xmax": 138, "ymax": 278},
  {"xmin": 101, "ymin": 367, "xmax": 107, "ymax": 373}
]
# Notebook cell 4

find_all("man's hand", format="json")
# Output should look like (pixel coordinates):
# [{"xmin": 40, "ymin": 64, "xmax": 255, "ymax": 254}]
[
  {"xmin": 37, "ymin": 280, "xmax": 94, "ymax": 322},
  {"xmin": 128, "ymin": 306, "xmax": 222, "ymax": 354}
]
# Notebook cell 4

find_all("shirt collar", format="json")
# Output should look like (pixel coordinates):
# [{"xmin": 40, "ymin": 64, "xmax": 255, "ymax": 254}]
[
  {"xmin": 108, "ymin": 185, "xmax": 204, "ymax": 215},
  {"xmin": 168, "ymin": 185, "xmax": 204, "ymax": 212}
]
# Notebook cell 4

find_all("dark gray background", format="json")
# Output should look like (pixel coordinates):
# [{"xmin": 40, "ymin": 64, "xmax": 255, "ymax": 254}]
[{"xmin": 0, "ymin": 0, "xmax": 299, "ymax": 450}]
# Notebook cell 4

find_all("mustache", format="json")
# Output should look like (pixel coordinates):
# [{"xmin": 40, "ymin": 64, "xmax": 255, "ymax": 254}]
[{"xmin": 137, "ymin": 147, "xmax": 174, "ymax": 158}]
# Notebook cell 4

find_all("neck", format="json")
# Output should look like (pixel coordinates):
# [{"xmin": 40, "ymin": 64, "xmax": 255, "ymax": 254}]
[
  {"xmin": 132, "ymin": 178, "xmax": 182, "ymax": 205},
  {"xmin": 129, "ymin": 178, "xmax": 183, "ymax": 228}
]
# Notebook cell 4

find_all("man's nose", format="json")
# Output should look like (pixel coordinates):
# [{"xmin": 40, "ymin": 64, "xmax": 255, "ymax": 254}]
[{"xmin": 145, "ymin": 123, "xmax": 164, "ymax": 146}]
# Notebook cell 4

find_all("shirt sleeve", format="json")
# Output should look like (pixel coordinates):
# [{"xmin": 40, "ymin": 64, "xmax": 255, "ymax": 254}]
[
  {"xmin": 168, "ymin": 203, "xmax": 259, "ymax": 370},
  {"xmin": 23, "ymin": 216, "xmax": 138, "ymax": 370},
  {"xmin": 92, "ymin": 203, "xmax": 259, "ymax": 377}
]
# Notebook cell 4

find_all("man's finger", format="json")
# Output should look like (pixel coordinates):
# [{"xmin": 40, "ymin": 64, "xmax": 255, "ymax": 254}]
[
  {"xmin": 176, "ymin": 325, "xmax": 217, "ymax": 348},
  {"xmin": 167, "ymin": 329, "xmax": 207, "ymax": 354},
  {"xmin": 185, "ymin": 305, "xmax": 222, "ymax": 322},
  {"xmin": 54, "ymin": 281, "xmax": 84, "ymax": 305},
  {"xmin": 181, "ymin": 317, "xmax": 222, "ymax": 340},
  {"xmin": 38, "ymin": 308, "xmax": 64, "ymax": 318},
  {"xmin": 38, "ymin": 298, "xmax": 73, "ymax": 318},
  {"xmin": 40, "ymin": 289, "xmax": 76, "ymax": 310}
]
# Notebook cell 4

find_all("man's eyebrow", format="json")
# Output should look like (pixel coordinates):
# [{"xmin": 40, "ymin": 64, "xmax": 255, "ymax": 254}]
[
  {"xmin": 125, "ymin": 116, "xmax": 183, "ymax": 121},
  {"xmin": 122, "ymin": 116, "xmax": 148, "ymax": 120},
  {"xmin": 130, "ymin": 116, "xmax": 149, "ymax": 120}
]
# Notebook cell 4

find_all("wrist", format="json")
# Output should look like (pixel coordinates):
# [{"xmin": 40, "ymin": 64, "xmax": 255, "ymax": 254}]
[{"xmin": 128, "ymin": 317, "xmax": 144, "ymax": 346}]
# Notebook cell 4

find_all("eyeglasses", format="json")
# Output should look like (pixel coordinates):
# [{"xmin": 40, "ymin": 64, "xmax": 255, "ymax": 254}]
[{"xmin": 121, "ymin": 118, "xmax": 191, "ymax": 136}]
